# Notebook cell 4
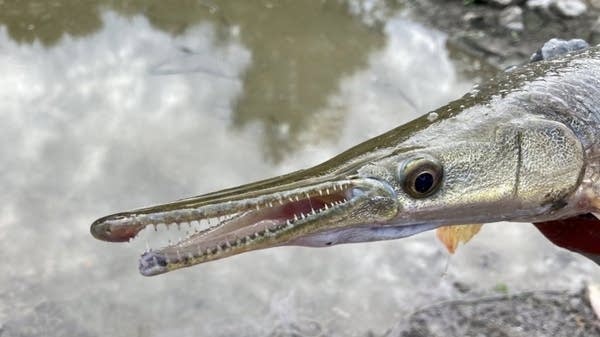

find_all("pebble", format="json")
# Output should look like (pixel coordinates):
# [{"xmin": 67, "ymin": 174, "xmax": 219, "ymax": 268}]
[
  {"xmin": 499, "ymin": 6, "xmax": 524, "ymax": 31},
  {"xmin": 487, "ymin": 0, "xmax": 514, "ymax": 7},
  {"xmin": 526, "ymin": 0, "xmax": 553, "ymax": 10},
  {"xmin": 462, "ymin": 11, "xmax": 486, "ymax": 29},
  {"xmin": 550, "ymin": 0, "xmax": 587, "ymax": 17},
  {"xmin": 530, "ymin": 38, "xmax": 589, "ymax": 62}
]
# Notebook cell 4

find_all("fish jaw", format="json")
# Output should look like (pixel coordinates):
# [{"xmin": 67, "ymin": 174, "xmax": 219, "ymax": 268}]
[
  {"xmin": 91, "ymin": 176, "xmax": 399, "ymax": 276},
  {"xmin": 91, "ymin": 45, "xmax": 600, "ymax": 275}
]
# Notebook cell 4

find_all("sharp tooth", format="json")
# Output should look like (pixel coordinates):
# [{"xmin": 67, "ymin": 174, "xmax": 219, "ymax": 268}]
[
  {"xmin": 294, "ymin": 195, "xmax": 300, "ymax": 202},
  {"xmin": 300, "ymin": 212, "xmax": 305, "ymax": 220},
  {"xmin": 324, "ymin": 204, "xmax": 329, "ymax": 210},
  {"xmin": 294, "ymin": 214, "xmax": 298, "ymax": 221},
  {"xmin": 268, "ymin": 201, "xmax": 273, "ymax": 207},
  {"xmin": 318, "ymin": 189, "xmax": 323, "ymax": 196},
  {"xmin": 326, "ymin": 188, "xmax": 330, "ymax": 195},
  {"xmin": 278, "ymin": 196, "xmax": 284, "ymax": 205},
  {"xmin": 256, "ymin": 204, "xmax": 261, "ymax": 210},
  {"xmin": 286, "ymin": 219, "xmax": 292, "ymax": 227},
  {"xmin": 311, "ymin": 209, "xmax": 316, "ymax": 215}
]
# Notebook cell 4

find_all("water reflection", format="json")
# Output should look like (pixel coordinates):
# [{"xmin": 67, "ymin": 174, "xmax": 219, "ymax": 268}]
[
  {"xmin": 0, "ymin": 0, "xmax": 399, "ymax": 161},
  {"xmin": 0, "ymin": 0, "xmax": 103, "ymax": 45}
]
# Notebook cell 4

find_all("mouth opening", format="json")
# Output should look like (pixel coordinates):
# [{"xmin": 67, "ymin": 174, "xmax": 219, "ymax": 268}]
[{"xmin": 93, "ymin": 180, "xmax": 358, "ymax": 276}]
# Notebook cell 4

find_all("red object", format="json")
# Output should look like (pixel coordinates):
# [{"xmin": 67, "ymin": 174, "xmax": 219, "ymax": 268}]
[{"xmin": 534, "ymin": 214, "xmax": 600, "ymax": 255}]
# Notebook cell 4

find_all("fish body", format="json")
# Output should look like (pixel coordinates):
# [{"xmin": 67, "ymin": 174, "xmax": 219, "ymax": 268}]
[{"xmin": 92, "ymin": 43, "xmax": 600, "ymax": 276}]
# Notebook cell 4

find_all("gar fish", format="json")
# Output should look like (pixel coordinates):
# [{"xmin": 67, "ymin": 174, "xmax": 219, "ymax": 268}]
[{"xmin": 91, "ymin": 40, "xmax": 600, "ymax": 276}]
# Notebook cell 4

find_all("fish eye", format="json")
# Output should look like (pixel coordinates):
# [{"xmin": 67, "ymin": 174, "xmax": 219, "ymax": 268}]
[{"xmin": 399, "ymin": 155, "xmax": 443, "ymax": 198}]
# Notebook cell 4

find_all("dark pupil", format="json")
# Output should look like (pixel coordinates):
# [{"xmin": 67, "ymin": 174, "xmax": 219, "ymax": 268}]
[{"xmin": 414, "ymin": 172, "xmax": 434, "ymax": 194}]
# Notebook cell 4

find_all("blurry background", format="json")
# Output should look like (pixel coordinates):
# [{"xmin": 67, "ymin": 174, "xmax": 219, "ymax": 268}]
[{"xmin": 1, "ymin": 1, "xmax": 600, "ymax": 336}]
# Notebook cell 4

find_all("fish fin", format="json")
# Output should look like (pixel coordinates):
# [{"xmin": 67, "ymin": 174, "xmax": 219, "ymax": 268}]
[
  {"xmin": 436, "ymin": 224, "xmax": 483, "ymax": 254},
  {"xmin": 533, "ymin": 214, "xmax": 600, "ymax": 260}
]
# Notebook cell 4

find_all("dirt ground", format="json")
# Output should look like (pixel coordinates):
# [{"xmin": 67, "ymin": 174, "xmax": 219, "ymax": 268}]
[
  {"xmin": 386, "ymin": 290, "xmax": 600, "ymax": 337},
  {"xmin": 407, "ymin": 0, "xmax": 600, "ymax": 68}
]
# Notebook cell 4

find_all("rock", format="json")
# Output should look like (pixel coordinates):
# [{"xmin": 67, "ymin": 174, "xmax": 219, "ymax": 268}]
[
  {"xmin": 487, "ymin": 0, "xmax": 514, "ymax": 7},
  {"xmin": 498, "ymin": 6, "xmax": 524, "ymax": 31},
  {"xmin": 526, "ymin": 0, "xmax": 553, "ymax": 10},
  {"xmin": 550, "ymin": 0, "xmax": 587, "ymax": 17},
  {"xmin": 485, "ymin": 0, "xmax": 527, "ymax": 6},
  {"xmin": 529, "ymin": 38, "xmax": 589, "ymax": 62},
  {"xmin": 462, "ymin": 11, "xmax": 486, "ymax": 29}
]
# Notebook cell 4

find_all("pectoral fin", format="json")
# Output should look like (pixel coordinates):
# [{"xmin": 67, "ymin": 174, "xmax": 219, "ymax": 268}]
[
  {"xmin": 436, "ymin": 224, "xmax": 483, "ymax": 254},
  {"xmin": 534, "ymin": 214, "xmax": 600, "ymax": 264}
]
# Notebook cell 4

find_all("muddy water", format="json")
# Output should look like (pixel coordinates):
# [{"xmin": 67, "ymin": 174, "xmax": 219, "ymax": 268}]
[{"xmin": 1, "ymin": 1, "xmax": 599, "ymax": 336}]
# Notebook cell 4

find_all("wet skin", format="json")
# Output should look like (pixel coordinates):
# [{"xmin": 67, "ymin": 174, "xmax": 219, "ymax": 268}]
[{"xmin": 92, "ymin": 44, "xmax": 600, "ymax": 276}]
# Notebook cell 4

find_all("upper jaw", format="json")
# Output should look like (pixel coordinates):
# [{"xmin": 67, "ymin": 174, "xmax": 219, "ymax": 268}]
[{"xmin": 91, "ymin": 172, "xmax": 398, "ymax": 276}]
